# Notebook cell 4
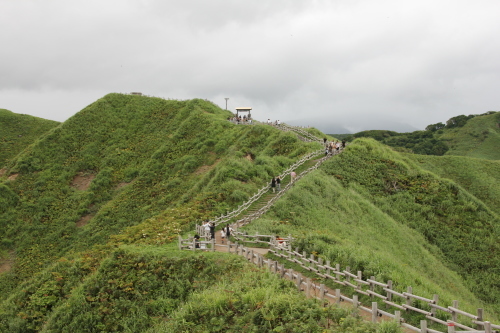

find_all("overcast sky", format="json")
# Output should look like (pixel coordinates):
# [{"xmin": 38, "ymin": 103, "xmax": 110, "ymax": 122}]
[{"xmin": 1, "ymin": 0, "xmax": 499, "ymax": 133}]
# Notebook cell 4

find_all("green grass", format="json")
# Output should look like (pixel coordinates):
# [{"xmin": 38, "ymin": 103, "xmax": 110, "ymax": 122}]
[
  {"xmin": 1, "ymin": 94, "xmax": 498, "ymax": 330},
  {"xmin": 0, "ymin": 93, "xmax": 326, "ymax": 328},
  {"xmin": 241, "ymin": 138, "xmax": 499, "ymax": 321},
  {"xmin": 0, "ymin": 109, "xmax": 60, "ymax": 168},
  {"xmin": 405, "ymin": 154, "xmax": 500, "ymax": 215},
  {"xmin": 343, "ymin": 111, "xmax": 500, "ymax": 159}
]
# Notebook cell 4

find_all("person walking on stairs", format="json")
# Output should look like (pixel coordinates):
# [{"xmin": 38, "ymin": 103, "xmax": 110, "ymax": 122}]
[
  {"xmin": 271, "ymin": 177, "xmax": 277, "ymax": 193},
  {"xmin": 276, "ymin": 176, "xmax": 281, "ymax": 191}
]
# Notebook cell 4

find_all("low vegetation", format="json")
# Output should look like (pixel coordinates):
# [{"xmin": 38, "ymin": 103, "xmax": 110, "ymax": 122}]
[
  {"xmin": 0, "ymin": 109, "xmax": 59, "ymax": 168},
  {"xmin": 1, "ymin": 94, "xmax": 498, "ymax": 331},
  {"xmin": 341, "ymin": 111, "xmax": 500, "ymax": 159}
]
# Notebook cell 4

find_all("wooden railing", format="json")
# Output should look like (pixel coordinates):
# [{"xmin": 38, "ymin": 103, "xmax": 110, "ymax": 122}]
[
  {"xmin": 193, "ymin": 147, "xmax": 328, "ymax": 231},
  {"xmin": 267, "ymin": 243, "xmax": 499, "ymax": 333}
]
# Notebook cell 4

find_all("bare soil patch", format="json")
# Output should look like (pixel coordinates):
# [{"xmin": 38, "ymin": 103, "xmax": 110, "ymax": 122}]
[
  {"xmin": 76, "ymin": 214, "xmax": 93, "ymax": 228},
  {"xmin": 0, "ymin": 251, "xmax": 15, "ymax": 274},
  {"xmin": 245, "ymin": 153, "xmax": 254, "ymax": 161},
  {"xmin": 195, "ymin": 159, "xmax": 221, "ymax": 175},
  {"xmin": 7, "ymin": 173, "xmax": 18, "ymax": 181},
  {"xmin": 0, "ymin": 168, "xmax": 6, "ymax": 177},
  {"xmin": 71, "ymin": 172, "xmax": 95, "ymax": 190}
]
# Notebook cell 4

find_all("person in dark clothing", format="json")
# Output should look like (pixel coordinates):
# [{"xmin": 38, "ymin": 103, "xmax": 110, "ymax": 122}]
[
  {"xmin": 225, "ymin": 225, "xmax": 232, "ymax": 240},
  {"xmin": 209, "ymin": 222, "xmax": 215, "ymax": 240},
  {"xmin": 276, "ymin": 176, "xmax": 281, "ymax": 191},
  {"xmin": 342, "ymin": 140, "xmax": 346, "ymax": 148},
  {"xmin": 271, "ymin": 177, "xmax": 277, "ymax": 193},
  {"xmin": 194, "ymin": 234, "xmax": 200, "ymax": 248}
]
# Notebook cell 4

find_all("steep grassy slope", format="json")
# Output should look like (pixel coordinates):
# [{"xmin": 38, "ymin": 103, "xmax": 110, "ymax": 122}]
[
  {"xmin": 0, "ymin": 109, "xmax": 60, "ymax": 168},
  {"xmin": 406, "ymin": 154, "xmax": 500, "ymax": 215},
  {"xmin": 439, "ymin": 111, "xmax": 500, "ymax": 159},
  {"xmin": 0, "ymin": 245, "xmax": 390, "ymax": 333},
  {"xmin": 0, "ymin": 93, "xmax": 320, "ymax": 292},
  {"xmin": 243, "ymin": 138, "xmax": 500, "ymax": 319}
]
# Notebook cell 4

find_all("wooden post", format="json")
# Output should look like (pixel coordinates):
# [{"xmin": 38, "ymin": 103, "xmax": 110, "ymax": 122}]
[
  {"xmin": 387, "ymin": 280, "xmax": 393, "ymax": 303},
  {"xmin": 484, "ymin": 321, "xmax": 492, "ymax": 333},
  {"xmin": 336, "ymin": 264, "xmax": 341, "ymax": 282},
  {"xmin": 192, "ymin": 238, "xmax": 196, "ymax": 252},
  {"xmin": 357, "ymin": 271, "xmax": 363, "ymax": 292},
  {"xmin": 296, "ymin": 272, "xmax": 302, "ymax": 291},
  {"xmin": 476, "ymin": 308, "xmax": 483, "ymax": 331},
  {"xmin": 345, "ymin": 267, "xmax": 351, "ymax": 285},
  {"xmin": 420, "ymin": 320, "xmax": 428, "ymax": 333},
  {"xmin": 228, "ymin": 241, "xmax": 232, "ymax": 253},
  {"xmin": 447, "ymin": 320, "xmax": 455, "ymax": 333},
  {"xmin": 280, "ymin": 264, "xmax": 286, "ymax": 278},
  {"xmin": 372, "ymin": 302, "xmax": 378, "ymax": 323},
  {"xmin": 326, "ymin": 260, "xmax": 331, "ymax": 276},
  {"xmin": 306, "ymin": 278, "xmax": 311, "ymax": 298},
  {"xmin": 394, "ymin": 311, "xmax": 400, "ymax": 325},
  {"xmin": 273, "ymin": 260, "xmax": 278, "ymax": 273},
  {"xmin": 335, "ymin": 289, "xmax": 341, "ymax": 304},
  {"xmin": 406, "ymin": 287, "xmax": 412, "ymax": 306},
  {"xmin": 353, "ymin": 295, "xmax": 358, "ymax": 308},
  {"xmin": 320, "ymin": 284, "xmax": 326, "ymax": 303},
  {"xmin": 370, "ymin": 276, "xmax": 375, "ymax": 299},
  {"xmin": 431, "ymin": 294, "xmax": 438, "ymax": 317},
  {"xmin": 178, "ymin": 235, "xmax": 182, "ymax": 250},
  {"xmin": 452, "ymin": 300, "xmax": 458, "ymax": 323}
]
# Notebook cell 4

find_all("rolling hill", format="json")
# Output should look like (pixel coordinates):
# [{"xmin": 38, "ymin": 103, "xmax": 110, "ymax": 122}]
[
  {"xmin": 0, "ymin": 109, "xmax": 60, "ymax": 169},
  {"xmin": 0, "ymin": 94, "xmax": 499, "ymax": 332}
]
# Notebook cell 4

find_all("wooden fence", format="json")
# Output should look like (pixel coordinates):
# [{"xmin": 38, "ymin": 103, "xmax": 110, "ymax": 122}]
[
  {"xmin": 178, "ymin": 233, "xmax": 498, "ymax": 333},
  {"xmin": 268, "ymin": 243, "xmax": 499, "ymax": 333}
]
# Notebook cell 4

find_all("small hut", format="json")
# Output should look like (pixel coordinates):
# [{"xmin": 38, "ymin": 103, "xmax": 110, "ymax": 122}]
[{"xmin": 235, "ymin": 107, "xmax": 252, "ymax": 119}]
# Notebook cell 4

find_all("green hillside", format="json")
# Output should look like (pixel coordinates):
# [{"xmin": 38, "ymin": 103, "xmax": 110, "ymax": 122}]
[
  {"xmin": 1, "ymin": 94, "xmax": 499, "ymax": 331},
  {"xmin": 406, "ymin": 154, "xmax": 500, "ymax": 215},
  {"xmin": 343, "ymin": 111, "xmax": 500, "ymax": 159},
  {"xmin": 0, "ymin": 109, "xmax": 60, "ymax": 168},
  {"xmin": 243, "ymin": 138, "xmax": 500, "ymax": 316}
]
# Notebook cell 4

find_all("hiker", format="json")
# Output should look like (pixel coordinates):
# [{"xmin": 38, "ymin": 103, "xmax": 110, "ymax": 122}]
[
  {"xmin": 271, "ymin": 177, "xmax": 277, "ymax": 193},
  {"xmin": 194, "ymin": 234, "xmax": 200, "ymax": 248},
  {"xmin": 209, "ymin": 222, "xmax": 215, "ymax": 240},
  {"xmin": 203, "ymin": 220, "xmax": 211, "ymax": 239},
  {"xmin": 323, "ymin": 138, "xmax": 327, "ymax": 145},
  {"xmin": 224, "ymin": 225, "xmax": 233, "ymax": 240},
  {"xmin": 342, "ymin": 140, "xmax": 346, "ymax": 148},
  {"xmin": 276, "ymin": 176, "xmax": 281, "ymax": 191},
  {"xmin": 276, "ymin": 235, "xmax": 286, "ymax": 248},
  {"xmin": 290, "ymin": 171, "xmax": 297, "ymax": 183},
  {"xmin": 220, "ymin": 229, "xmax": 226, "ymax": 244}
]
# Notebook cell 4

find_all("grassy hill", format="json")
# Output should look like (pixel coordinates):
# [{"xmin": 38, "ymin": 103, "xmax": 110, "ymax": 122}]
[
  {"xmin": 0, "ymin": 109, "xmax": 60, "ymax": 168},
  {"xmin": 341, "ymin": 111, "xmax": 500, "ymax": 159},
  {"xmin": 1, "ymin": 94, "xmax": 499, "ymax": 331},
  {"xmin": 243, "ymin": 138, "xmax": 500, "ymax": 317}
]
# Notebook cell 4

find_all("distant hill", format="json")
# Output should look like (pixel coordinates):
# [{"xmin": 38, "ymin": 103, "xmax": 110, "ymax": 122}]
[
  {"xmin": 0, "ymin": 109, "xmax": 60, "ymax": 168},
  {"xmin": 341, "ymin": 111, "xmax": 500, "ymax": 159}
]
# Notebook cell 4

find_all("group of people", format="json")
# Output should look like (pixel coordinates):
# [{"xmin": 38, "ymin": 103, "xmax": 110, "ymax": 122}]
[
  {"xmin": 228, "ymin": 114, "xmax": 252, "ymax": 124},
  {"xmin": 195, "ymin": 222, "xmax": 234, "ymax": 247},
  {"xmin": 270, "ymin": 171, "xmax": 297, "ymax": 193},
  {"xmin": 323, "ymin": 138, "xmax": 346, "ymax": 155},
  {"xmin": 267, "ymin": 119, "xmax": 281, "ymax": 126}
]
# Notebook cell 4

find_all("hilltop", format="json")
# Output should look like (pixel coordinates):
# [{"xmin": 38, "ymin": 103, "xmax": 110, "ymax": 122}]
[
  {"xmin": 0, "ymin": 94, "xmax": 499, "ymax": 331},
  {"xmin": 0, "ymin": 109, "xmax": 60, "ymax": 169},
  {"xmin": 339, "ymin": 111, "xmax": 500, "ymax": 159}
]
